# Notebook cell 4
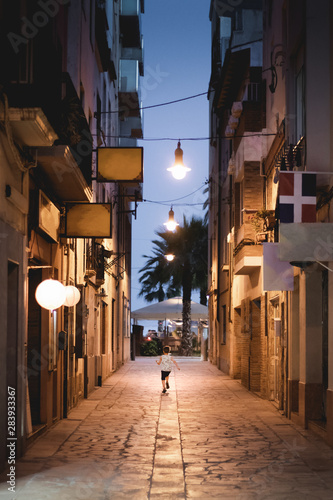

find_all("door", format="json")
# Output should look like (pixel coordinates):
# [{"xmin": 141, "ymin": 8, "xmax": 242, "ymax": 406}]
[{"xmin": 27, "ymin": 269, "xmax": 42, "ymax": 426}]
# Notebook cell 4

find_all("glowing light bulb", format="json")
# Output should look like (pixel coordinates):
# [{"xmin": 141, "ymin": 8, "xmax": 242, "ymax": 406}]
[
  {"xmin": 164, "ymin": 207, "xmax": 179, "ymax": 232},
  {"xmin": 167, "ymin": 141, "xmax": 191, "ymax": 180}
]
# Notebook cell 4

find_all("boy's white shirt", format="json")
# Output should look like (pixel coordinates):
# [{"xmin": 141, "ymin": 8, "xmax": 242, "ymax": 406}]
[{"xmin": 160, "ymin": 353, "xmax": 173, "ymax": 371}]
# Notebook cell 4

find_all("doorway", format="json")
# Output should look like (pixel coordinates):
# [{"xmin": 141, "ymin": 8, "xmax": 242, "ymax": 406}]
[
  {"xmin": 7, "ymin": 261, "xmax": 19, "ymax": 397},
  {"xmin": 270, "ymin": 297, "xmax": 280, "ymax": 403},
  {"xmin": 27, "ymin": 269, "xmax": 42, "ymax": 427}
]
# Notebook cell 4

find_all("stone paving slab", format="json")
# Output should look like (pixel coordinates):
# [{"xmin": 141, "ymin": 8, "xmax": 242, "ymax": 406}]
[{"xmin": 1, "ymin": 358, "xmax": 333, "ymax": 499}]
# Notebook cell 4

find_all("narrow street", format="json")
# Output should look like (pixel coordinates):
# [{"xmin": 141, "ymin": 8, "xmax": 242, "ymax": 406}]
[{"xmin": 1, "ymin": 358, "xmax": 333, "ymax": 500}]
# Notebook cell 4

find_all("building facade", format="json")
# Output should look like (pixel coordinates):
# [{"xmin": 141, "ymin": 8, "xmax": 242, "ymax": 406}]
[
  {"xmin": 0, "ymin": 0, "xmax": 144, "ymax": 471},
  {"xmin": 208, "ymin": 0, "xmax": 333, "ymax": 447}
]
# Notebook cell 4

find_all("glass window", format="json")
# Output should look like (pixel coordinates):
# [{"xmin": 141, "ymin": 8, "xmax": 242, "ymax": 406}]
[{"xmin": 296, "ymin": 67, "xmax": 305, "ymax": 140}]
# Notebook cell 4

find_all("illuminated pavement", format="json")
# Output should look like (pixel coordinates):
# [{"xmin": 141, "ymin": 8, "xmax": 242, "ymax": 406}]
[{"xmin": 1, "ymin": 358, "xmax": 333, "ymax": 499}]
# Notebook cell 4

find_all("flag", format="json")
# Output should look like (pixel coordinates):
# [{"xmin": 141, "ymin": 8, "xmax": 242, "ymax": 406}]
[{"xmin": 279, "ymin": 172, "xmax": 316, "ymax": 223}]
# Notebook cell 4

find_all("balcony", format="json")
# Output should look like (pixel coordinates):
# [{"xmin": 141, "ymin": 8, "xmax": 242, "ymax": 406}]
[
  {"xmin": 234, "ymin": 244, "xmax": 262, "ymax": 275},
  {"xmin": 120, "ymin": 115, "xmax": 143, "ymax": 141},
  {"xmin": 37, "ymin": 146, "xmax": 92, "ymax": 202},
  {"xmin": 86, "ymin": 242, "xmax": 105, "ymax": 285},
  {"xmin": 0, "ymin": 106, "xmax": 58, "ymax": 147},
  {"xmin": 119, "ymin": 59, "xmax": 141, "ymax": 117},
  {"xmin": 121, "ymin": 35, "xmax": 144, "ymax": 76},
  {"xmin": 95, "ymin": 2, "xmax": 116, "ymax": 77},
  {"xmin": 120, "ymin": 0, "xmax": 144, "ymax": 48}
]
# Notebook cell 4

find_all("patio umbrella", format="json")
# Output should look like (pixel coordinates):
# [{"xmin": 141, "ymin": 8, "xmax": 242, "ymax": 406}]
[{"xmin": 131, "ymin": 296, "xmax": 208, "ymax": 321}]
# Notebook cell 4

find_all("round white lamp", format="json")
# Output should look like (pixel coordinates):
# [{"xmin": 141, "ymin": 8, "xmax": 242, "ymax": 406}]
[
  {"xmin": 63, "ymin": 285, "xmax": 81, "ymax": 307},
  {"xmin": 35, "ymin": 279, "xmax": 66, "ymax": 311}
]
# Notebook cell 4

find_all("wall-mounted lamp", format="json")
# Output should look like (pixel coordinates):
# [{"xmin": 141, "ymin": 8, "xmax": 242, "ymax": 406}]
[
  {"xmin": 164, "ymin": 207, "xmax": 179, "ymax": 232},
  {"xmin": 167, "ymin": 141, "xmax": 191, "ymax": 180}
]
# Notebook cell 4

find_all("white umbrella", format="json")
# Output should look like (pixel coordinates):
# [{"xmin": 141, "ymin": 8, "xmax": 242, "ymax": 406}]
[{"xmin": 131, "ymin": 296, "xmax": 208, "ymax": 321}]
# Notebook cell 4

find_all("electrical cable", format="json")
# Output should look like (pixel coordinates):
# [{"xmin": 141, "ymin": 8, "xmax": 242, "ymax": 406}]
[
  {"xmin": 98, "ymin": 91, "xmax": 208, "ymax": 114},
  {"xmin": 144, "ymin": 184, "xmax": 206, "ymax": 204},
  {"xmin": 92, "ymin": 132, "xmax": 277, "ymax": 141},
  {"xmin": 144, "ymin": 200, "xmax": 205, "ymax": 207}
]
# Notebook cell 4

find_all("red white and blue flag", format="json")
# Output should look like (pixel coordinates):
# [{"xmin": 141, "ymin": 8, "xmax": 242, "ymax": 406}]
[{"xmin": 279, "ymin": 172, "xmax": 316, "ymax": 223}]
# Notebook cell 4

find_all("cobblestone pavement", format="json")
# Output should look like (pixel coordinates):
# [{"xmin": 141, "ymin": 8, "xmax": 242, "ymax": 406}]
[{"xmin": 1, "ymin": 358, "xmax": 333, "ymax": 500}]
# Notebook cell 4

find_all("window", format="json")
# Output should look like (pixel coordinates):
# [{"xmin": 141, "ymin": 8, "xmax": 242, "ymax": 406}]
[
  {"xmin": 234, "ymin": 181, "xmax": 244, "ymax": 228},
  {"xmin": 233, "ymin": 9, "xmax": 243, "ymax": 32},
  {"xmin": 49, "ymin": 310, "xmax": 58, "ymax": 371},
  {"xmin": 101, "ymin": 302, "xmax": 107, "ymax": 354},
  {"xmin": 296, "ymin": 67, "xmax": 305, "ymax": 140},
  {"xmin": 123, "ymin": 295, "xmax": 130, "ymax": 338},
  {"xmin": 245, "ymin": 82, "xmax": 260, "ymax": 102},
  {"xmin": 221, "ymin": 305, "xmax": 227, "ymax": 344}
]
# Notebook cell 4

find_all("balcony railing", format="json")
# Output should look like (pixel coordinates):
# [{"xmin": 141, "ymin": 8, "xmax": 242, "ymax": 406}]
[
  {"xmin": 120, "ymin": 115, "xmax": 143, "ymax": 140},
  {"xmin": 121, "ymin": 35, "xmax": 144, "ymax": 76},
  {"xmin": 120, "ymin": 0, "xmax": 143, "ymax": 16},
  {"xmin": 86, "ymin": 242, "xmax": 105, "ymax": 285},
  {"xmin": 119, "ymin": 59, "xmax": 141, "ymax": 117},
  {"xmin": 274, "ymin": 136, "xmax": 306, "ymax": 172}
]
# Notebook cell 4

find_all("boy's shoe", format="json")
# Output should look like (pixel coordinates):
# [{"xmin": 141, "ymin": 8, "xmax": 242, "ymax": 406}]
[
  {"xmin": 162, "ymin": 389, "xmax": 167, "ymax": 393},
  {"xmin": 166, "ymin": 382, "xmax": 170, "ymax": 389}
]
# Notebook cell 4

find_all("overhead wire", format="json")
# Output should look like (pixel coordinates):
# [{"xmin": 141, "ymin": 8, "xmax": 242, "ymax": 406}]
[
  {"xmin": 98, "ymin": 91, "xmax": 208, "ymax": 114},
  {"xmin": 92, "ymin": 132, "xmax": 277, "ymax": 141}
]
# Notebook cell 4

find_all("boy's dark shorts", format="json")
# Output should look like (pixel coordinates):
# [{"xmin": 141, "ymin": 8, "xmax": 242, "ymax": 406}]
[{"xmin": 161, "ymin": 371, "xmax": 171, "ymax": 380}]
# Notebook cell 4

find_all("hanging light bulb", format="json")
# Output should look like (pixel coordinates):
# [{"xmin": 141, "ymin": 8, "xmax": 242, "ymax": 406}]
[
  {"xmin": 165, "ymin": 254, "xmax": 175, "ymax": 262},
  {"xmin": 167, "ymin": 141, "xmax": 191, "ymax": 180},
  {"xmin": 164, "ymin": 207, "xmax": 179, "ymax": 231}
]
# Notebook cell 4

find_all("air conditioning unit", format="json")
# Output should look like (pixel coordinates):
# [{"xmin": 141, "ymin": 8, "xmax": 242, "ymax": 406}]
[{"xmin": 38, "ymin": 190, "xmax": 60, "ymax": 242}]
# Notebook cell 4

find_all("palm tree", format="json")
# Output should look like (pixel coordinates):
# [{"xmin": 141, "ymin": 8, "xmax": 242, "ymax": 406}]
[
  {"xmin": 138, "ymin": 215, "xmax": 208, "ymax": 355},
  {"xmin": 138, "ymin": 238, "xmax": 181, "ymax": 302}
]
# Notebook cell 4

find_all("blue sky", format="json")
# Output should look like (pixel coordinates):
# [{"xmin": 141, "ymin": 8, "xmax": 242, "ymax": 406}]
[{"xmin": 131, "ymin": 0, "xmax": 211, "ymax": 323}]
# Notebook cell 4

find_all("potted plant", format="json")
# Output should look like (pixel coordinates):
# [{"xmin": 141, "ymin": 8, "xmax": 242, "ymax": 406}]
[{"xmin": 251, "ymin": 209, "xmax": 275, "ymax": 242}]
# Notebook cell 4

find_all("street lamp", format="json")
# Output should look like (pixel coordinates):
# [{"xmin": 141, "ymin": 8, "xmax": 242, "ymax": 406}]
[
  {"xmin": 167, "ymin": 141, "xmax": 191, "ymax": 180},
  {"xmin": 165, "ymin": 254, "xmax": 175, "ymax": 262},
  {"xmin": 164, "ymin": 207, "xmax": 179, "ymax": 231},
  {"xmin": 35, "ymin": 279, "xmax": 67, "ymax": 310},
  {"xmin": 63, "ymin": 285, "xmax": 81, "ymax": 307}
]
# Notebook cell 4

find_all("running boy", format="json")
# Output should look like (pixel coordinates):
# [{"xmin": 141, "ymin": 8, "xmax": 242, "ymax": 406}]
[{"xmin": 156, "ymin": 345, "xmax": 180, "ymax": 393}]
